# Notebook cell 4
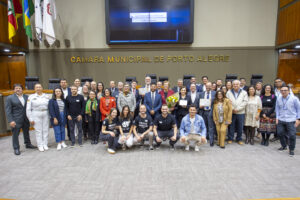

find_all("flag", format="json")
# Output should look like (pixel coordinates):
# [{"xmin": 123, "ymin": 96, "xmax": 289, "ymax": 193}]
[
  {"xmin": 7, "ymin": 0, "xmax": 17, "ymax": 42},
  {"xmin": 13, "ymin": 0, "xmax": 22, "ymax": 19},
  {"xmin": 34, "ymin": 0, "xmax": 43, "ymax": 41},
  {"xmin": 22, "ymin": 0, "xmax": 34, "ymax": 39},
  {"xmin": 43, "ymin": 0, "xmax": 56, "ymax": 45}
]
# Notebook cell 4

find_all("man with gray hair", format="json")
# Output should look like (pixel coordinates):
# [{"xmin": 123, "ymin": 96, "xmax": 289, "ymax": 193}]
[
  {"xmin": 226, "ymin": 80, "xmax": 248, "ymax": 145},
  {"xmin": 172, "ymin": 79, "xmax": 184, "ymax": 93}
]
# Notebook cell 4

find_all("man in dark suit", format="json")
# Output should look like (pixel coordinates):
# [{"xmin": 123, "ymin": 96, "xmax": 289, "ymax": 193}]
[
  {"xmin": 199, "ymin": 82, "xmax": 216, "ymax": 146},
  {"xmin": 109, "ymin": 80, "xmax": 119, "ymax": 98},
  {"xmin": 5, "ymin": 84, "xmax": 36, "ymax": 155},
  {"xmin": 172, "ymin": 79, "xmax": 183, "ymax": 93},
  {"xmin": 131, "ymin": 80, "xmax": 141, "ymax": 117},
  {"xmin": 60, "ymin": 79, "xmax": 71, "ymax": 140},
  {"xmin": 199, "ymin": 76, "xmax": 209, "ymax": 92},
  {"xmin": 240, "ymin": 78, "xmax": 249, "ymax": 91},
  {"xmin": 187, "ymin": 83, "xmax": 201, "ymax": 112},
  {"xmin": 187, "ymin": 77, "xmax": 203, "ymax": 93},
  {"xmin": 144, "ymin": 83, "xmax": 162, "ymax": 119},
  {"xmin": 60, "ymin": 79, "xmax": 71, "ymax": 99}
]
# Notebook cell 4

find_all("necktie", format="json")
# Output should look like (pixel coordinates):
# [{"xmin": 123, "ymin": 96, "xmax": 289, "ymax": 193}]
[
  {"xmin": 151, "ymin": 93, "xmax": 155, "ymax": 106},
  {"xmin": 205, "ymin": 92, "xmax": 210, "ymax": 110}
]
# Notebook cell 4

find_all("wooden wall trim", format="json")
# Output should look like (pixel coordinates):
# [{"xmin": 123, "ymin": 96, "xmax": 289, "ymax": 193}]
[{"xmin": 279, "ymin": 0, "xmax": 298, "ymax": 9}]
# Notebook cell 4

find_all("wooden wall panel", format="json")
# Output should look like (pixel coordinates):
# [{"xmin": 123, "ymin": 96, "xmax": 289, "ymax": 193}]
[
  {"xmin": 277, "ymin": 52, "xmax": 300, "ymax": 87},
  {"xmin": 277, "ymin": 1, "xmax": 300, "ymax": 46},
  {"xmin": 279, "ymin": 0, "xmax": 296, "ymax": 8},
  {"xmin": 0, "ymin": 3, "xmax": 28, "ymax": 49},
  {"xmin": 0, "ymin": 55, "xmax": 26, "ymax": 89}
]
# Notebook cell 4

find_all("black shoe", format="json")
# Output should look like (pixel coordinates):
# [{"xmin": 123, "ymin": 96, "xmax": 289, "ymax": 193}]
[
  {"xmin": 264, "ymin": 140, "xmax": 269, "ymax": 146},
  {"xmin": 220, "ymin": 146, "xmax": 225, "ymax": 149},
  {"xmin": 261, "ymin": 139, "xmax": 265, "ymax": 146},
  {"xmin": 94, "ymin": 140, "xmax": 98, "ymax": 144},
  {"xmin": 210, "ymin": 143, "xmax": 214, "ymax": 147},
  {"xmin": 289, "ymin": 150, "xmax": 295, "ymax": 157},
  {"xmin": 84, "ymin": 136, "xmax": 88, "ymax": 141},
  {"xmin": 278, "ymin": 146, "xmax": 287, "ymax": 151},
  {"xmin": 155, "ymin": 144, "xmax": 161, "ymax": 150},
  {"xmin": 70, "ymin": 143, "xmax": 75, "ymax": 148},
  {"xmin": 26, "ymin": 144, "xmax": 37, "ymax": 149},
  {"xmin": 14, "ymin": 149, "xmax": 20, "ymax": 155},
  {"xmin": 91, "ymin": 140, "xmax": 95, "ymax": 145},
  {"xmin": 170, "ymin": 144, "xmax": 175, "ymax": 151}
]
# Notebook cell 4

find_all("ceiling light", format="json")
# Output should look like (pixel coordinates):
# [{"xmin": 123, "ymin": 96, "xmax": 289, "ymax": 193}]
[
  {"xmin": 4, "ymin": 49, "xmax": 10, "ymax": 52},
  {"xmin": 295, "ymin": 45, "xmax": 300, "ymax": 49}
]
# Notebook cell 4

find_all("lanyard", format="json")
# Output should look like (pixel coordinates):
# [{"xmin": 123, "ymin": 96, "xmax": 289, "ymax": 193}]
[{"xmin": 281, "ymin": 95, "xmax": 290, "ymax": 110}]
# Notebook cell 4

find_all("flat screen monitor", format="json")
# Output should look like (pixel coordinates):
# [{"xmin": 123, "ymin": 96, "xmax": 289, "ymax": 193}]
[{"xmin": 105, "ymin": 0, "xmax": 194, "ymax": 44}]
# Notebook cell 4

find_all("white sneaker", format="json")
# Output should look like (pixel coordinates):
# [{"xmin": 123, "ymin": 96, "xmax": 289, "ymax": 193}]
[
  {"xmin": 57, "ymin": 143, "xmax": 62, "ymax": 150},
  {"xmin": 38, "ymin": 146, "xmax": 44, "ymax": 152},
  {"xmin": 185, "ymin": 145, "xmax": 190, "ymax": 151},
  {"xmin": 43, "ymin": 145, "xmax": 49, "ymax": 151},
  {"xmin": 61, "ymin": 142, "xmax": 67, "ymax": 148},
  {"xmin": 195, "ymin": 146, "xmax": 200, "ymax": 152},
  {"xmin": 107, "ymin": 148, "xmax": 116, "ymax": 154}
]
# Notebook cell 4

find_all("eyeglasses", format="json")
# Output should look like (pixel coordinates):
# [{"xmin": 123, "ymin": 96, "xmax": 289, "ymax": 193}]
[{"xmin": 280, "ymin": 90, "xmax": 288, "ymax": 92}]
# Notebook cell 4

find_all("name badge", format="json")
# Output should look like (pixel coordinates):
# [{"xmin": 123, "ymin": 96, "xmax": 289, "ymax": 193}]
[
  {"xmin": 159, "ymin": 121, "xmax": 163, "ymax": 124},
  {"xmin": 267, "ymin": 99, "xmax": 271, "ymax": 102}
]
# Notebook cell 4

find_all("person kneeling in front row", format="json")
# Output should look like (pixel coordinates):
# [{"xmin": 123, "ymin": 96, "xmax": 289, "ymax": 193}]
[
  {"xmin": 118, "ymin": 105, "xmax": 134, "ymax": 150},
  {"xmin": 180, "ymin": 104, "xmax": 207, "ymax": 151},
  {"xmin": 132, "ymin": 104, "xmax": 154, "ymax": 150},
  {"xmin": 153, "ymin": 104, "xmax": 179, "ymax": 150},
  {"xmin": 100, "ymin": 108, "xmax": 120, "ymax": 154}
]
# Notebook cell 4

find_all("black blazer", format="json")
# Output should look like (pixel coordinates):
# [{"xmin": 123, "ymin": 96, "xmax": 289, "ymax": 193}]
[
  {"xmin": 175, "ymin": 95, "xmax": 190, "ymax": 117},
  {"xmin": 187, "ymin": 92, "xmax": 201, "ymax": 110},
  {"xmin": 48, "ymin": 99, "xmax": 67, "ymax": 126},
  {"xmin": 5, "ymin": 94, "xmax": 29, "ymax": 125}
]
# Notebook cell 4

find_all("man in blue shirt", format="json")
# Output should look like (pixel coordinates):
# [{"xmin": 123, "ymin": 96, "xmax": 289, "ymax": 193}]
[
  {"xmin": 180, "ymin": 104, "xmax": 207, "ymax": 151},
  {"xmin": 276, "ymin": 86, "xmax": 300, "ymax": 156}
]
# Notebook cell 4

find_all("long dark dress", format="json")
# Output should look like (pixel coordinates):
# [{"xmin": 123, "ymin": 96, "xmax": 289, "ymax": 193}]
[
  {"xmin": 175, "ymin": 95, "xmax": 189, "ymax": 127},
  {"xmin": 258, "ymin": 95, "xmax": 277, "ymax": 134}
]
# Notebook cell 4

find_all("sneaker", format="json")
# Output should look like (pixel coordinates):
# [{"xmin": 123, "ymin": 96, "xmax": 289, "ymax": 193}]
[
  {"xmin": 195, "ymin": 146, "xmax": 200, "ymax": 152},
  {"xmin": 227, "ymin": 140, "xmax": 233, "ymax": 144},
  {"xmin": 278, "ymin": 146, "xmax": 287, "ymax": 151},
  {"xmin": 79, "ymin": 143, "xmax": 83, "ymax": 147},
  {"xmin": 155, "ymin": 144, "xmax": 160, "ymax": 150},
  {"xmin": 57, "ymin": 143, "xmax": 62, "ymax": 151},
  {"xmin": 107, "ymin": 148, "xmax": 116, "ymax": 154},
  {"xmin": 149, "ymin": 146, "xmax": 154, "ymax": 151},
  {"xmin": 237, "ymin": 141, "xmax": 244, "ymax": 145},
  {"xmin": 185, "ymin": 145, "xmax": 190, "ymax": 151},
  {"xmin": 289, "ymin": 150, "xmax": 295, "ymax": 157},
  {"xmin": 70, "ymin": 143, "xmax": 75, "ymax": 148},
  {"xmin": 122, "ymin": 144, "xmax": 126, "ymax": 151},
  {"xmin": 61, "ymin": 142, "xmax": 67, "ymax": 148},
  {"xmin": 38, "ymin": 146, "xmax": 44, "ymax": 152},
  {"xmin": 43, "ymin": 145, "xmax": 49, "ymax": 151}
]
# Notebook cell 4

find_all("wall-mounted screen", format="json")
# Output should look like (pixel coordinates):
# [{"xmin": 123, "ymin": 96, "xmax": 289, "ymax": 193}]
[{"xmin": 105, "ymin": 0, "xmax": 194, "ymax": 44}]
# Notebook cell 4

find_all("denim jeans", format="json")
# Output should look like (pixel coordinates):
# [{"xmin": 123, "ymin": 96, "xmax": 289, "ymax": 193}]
[
  {"xmin": 277, "ymin": 120, "xmax": 296, "ymax": 151},
  {"xmin": 201, "ymin": 110, "xmax": 216, "ymax": 144},
  {"xmin": 53, "ymin": 112, "xmax": 66, "ymax": 143},
  {"xmin": 100, "ymin": 132, "xmax": 120, "ymax": 150},
  {"xmin": 228, "ymin": 114, "xmax": 245, "ymax": 142}
]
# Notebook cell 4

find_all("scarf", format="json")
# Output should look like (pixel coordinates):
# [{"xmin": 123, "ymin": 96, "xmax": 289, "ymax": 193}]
[{"xmin": 85, "ymin": 99, "xmax": 98, "ymax": 116}]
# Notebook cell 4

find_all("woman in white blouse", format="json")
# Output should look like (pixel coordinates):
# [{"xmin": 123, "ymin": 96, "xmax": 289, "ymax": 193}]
[{"xmin": 244, "ymin": 86, "xmax": 262, "ymax": 145}]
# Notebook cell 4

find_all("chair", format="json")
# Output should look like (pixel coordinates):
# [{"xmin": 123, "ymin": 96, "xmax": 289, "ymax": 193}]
[
  {"xmin": 251, "ymin": 74, "xmax": 263, "ymax": 85},
  {"xmin": 48, "ymin": 78, "xmax": 61, "ymax": 90},
  {"xmin": 146, "ymin": 74, "xmax": 157, "ymax": 83},
  {"xmin": 25, "ymin": 77, "xmax": 39, "ymax": 90},
  {"xmin": 125, "ymin": 76, "xmax": 137, "ymax": 83},
  {"xmin": 159, "ymin": 76, "xmax": 168, "ymax": 82},
  {"xmin": 81, "ymin": 77, "xmax": 93, "ymax": 86},
  {"xmin": 183, "ymin": 75, "xmax": 194, "ymax": 87},
  {"xmin": 225, "ymin": 74, "xmax": 238, "ymax": 83}
]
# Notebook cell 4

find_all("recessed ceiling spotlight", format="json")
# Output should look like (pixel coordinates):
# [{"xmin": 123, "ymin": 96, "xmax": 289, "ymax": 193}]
[
  {"xmin": 4, "ymin": 49, "xmax": 10, "ymax": 52},
  {"xmin": 295, "ymin": 45, "xmax": 300, "ymax": 49}
]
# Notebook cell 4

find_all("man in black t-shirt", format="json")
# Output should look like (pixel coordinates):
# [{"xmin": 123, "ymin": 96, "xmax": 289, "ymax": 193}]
[
  {"xmin": 133, "ymin": 104, "xmax": 154, "ymax": 150},
  {"xmin": 153, "ymin": 104, "xmax": 179, "ymax": 150},
  {"xmin": 66, "ymin": 85, "xmax": 85, "ymax": 147}
]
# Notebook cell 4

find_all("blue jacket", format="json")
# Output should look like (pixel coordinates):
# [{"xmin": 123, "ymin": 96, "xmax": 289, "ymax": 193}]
[
  {"xmin": 48, "ymin": 99, "xmax": 67, "ymax": 126},
  {"xmin": 180, "ymin": 114, "xmax": 206, "ymax": 137},
  {"xmin": 144, "ymin": 91, "xmax": 162, "ymax": 115}
]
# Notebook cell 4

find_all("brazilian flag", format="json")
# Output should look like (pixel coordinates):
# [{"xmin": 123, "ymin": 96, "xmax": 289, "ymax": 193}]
[{"xmin": 22, "ymin": 0, "xmax": 34, "ymax": 39}]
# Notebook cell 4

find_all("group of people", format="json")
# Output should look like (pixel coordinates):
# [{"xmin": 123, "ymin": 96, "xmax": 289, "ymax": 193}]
[{"xmin": 5, "ymin": 76, "xmax": 300, "ymax": 156}]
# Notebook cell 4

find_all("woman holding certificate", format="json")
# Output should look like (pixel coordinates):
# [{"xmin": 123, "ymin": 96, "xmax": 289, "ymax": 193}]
[{"xmin": 175, "ymin": 87, "xmax": 189, "ymax": 127}]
